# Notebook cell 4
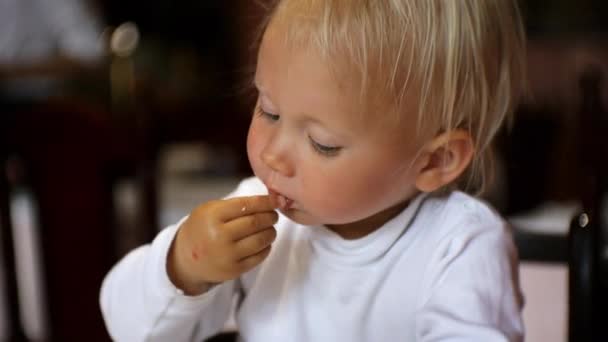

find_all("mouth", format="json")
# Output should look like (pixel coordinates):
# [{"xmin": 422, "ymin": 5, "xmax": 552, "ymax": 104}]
[{"xmin": 267, "ymin": 187, "xmax": 294, "ymax": 211}]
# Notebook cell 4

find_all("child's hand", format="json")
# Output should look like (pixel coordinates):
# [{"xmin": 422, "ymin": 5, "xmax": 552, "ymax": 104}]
[{"xmin": 168, "ymin": 195, "xmax": 279, "ymax": 295}]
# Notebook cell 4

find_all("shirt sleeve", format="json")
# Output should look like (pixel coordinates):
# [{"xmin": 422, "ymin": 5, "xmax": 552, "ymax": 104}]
[
  {"xmin": 100, "ymin": 220, "xmax": 237, "ymax": 341},
  {"xmin": 100, "ymin": 178, "xmax": 261, "ymax": 341},
  {"xmin": 415, "ymin": 222, "xmax": 524, "ymax": 342}
]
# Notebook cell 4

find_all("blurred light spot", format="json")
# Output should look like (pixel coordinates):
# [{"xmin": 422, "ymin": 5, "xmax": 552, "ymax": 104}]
[
  {"xmin": 111, "ymin": 22, "xmax": 140, "ymax": 57},
  {"xmin": 578, "ymin": 213, "xmax": 589, "ymax": 228}
]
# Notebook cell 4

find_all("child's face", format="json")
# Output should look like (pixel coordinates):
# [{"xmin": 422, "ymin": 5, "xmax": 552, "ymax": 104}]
[{"xmin": 247, "ymin": 28, "xmax": 424, "ymax": 233}]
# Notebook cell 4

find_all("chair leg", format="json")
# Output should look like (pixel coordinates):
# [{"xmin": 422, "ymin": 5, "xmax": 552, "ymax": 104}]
[
  {"xmin": 568, "ymin": 212, "xmax": 595, "ymax": 341},
  {"xmin": 0, "ymin": 159, "xmax": 29, "ymax": 341}
]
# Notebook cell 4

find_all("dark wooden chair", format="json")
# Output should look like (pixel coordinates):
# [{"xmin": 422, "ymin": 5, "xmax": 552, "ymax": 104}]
[
  {"xmin": 566, "ymin": 67, "xmax": 608, "ymax": 341},
  {"xmin": 0, "ymin": 102, "xmax": 131, "ymax": 341},
  {"xmin": 507, "ymin": 65, "xmax": 607, "ymax": 341},
  {"xmin": 0, "ymin": 143, "xmax": 28, "ymax": 341}
]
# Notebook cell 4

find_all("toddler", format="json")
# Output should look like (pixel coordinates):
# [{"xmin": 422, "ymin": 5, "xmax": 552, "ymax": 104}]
[{"xmin": 101, "ymin": 0, "xmax": 526, "ymax": 341}]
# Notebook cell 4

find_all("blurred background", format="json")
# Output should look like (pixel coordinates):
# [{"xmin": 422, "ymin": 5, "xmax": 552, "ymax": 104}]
[{"xmin": 0, "ymin": 0, "xmax": 607, "ymax": 341}]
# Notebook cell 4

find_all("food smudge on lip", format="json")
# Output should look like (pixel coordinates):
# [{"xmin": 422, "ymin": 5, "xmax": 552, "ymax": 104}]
[
  {"xmin": 268, "ymin": 189, "xmax": 294, "ymax": 211},
  {"xmin": 277, "ymin": 194, "xmax": 293, "ymax": 210}
]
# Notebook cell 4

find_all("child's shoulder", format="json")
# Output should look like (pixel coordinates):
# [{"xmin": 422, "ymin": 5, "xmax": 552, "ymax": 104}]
[
  {"xmin": 420, "ymin": 190, "xmax": 509, "ymax": 243},
  {"xmin": 444, "ymin": 191, "xmax": 502, "ymax": 222}
]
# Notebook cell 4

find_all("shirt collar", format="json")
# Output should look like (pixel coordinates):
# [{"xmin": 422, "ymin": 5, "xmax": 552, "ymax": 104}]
[{"xmin": 308, "ymin": 193, "xmax": 428, "ymax": 267}]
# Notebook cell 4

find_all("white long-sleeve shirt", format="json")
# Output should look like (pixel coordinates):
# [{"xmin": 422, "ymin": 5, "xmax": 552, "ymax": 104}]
[{"xmin": 101, "ymin": 177, "xmax": 524, "ymax": 341}]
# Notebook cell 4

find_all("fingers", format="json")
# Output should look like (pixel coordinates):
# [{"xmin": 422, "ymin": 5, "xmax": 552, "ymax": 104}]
[
  {"xmin": 216, "ymin": 195, "xmax": 279, "ymax": 222},
  {"xmin": 233, "ymin": 227, "xmax": 277, "ymax": 260},
  {"xmin": 238, "ymin": 245, "xmax": 273, "ymax": 273},
  {"xmin": 175, "ymin": 195, "xmax": 280, "ymax": 285},
  {"xmin": 224, "ymin": 211, "xmax": 279, "ymax": 240}
]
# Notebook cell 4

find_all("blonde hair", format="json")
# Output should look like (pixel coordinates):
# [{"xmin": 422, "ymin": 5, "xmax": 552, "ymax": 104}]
[{"xmin": 258, "ymin": 0, "xmax": 526, "ymax": 193}]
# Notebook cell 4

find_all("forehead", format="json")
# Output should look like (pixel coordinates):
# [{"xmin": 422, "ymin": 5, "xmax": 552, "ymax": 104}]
[
  {"xmin": 256, "ymin": 27, "xmax": 364, "ymax": 130},
  {"xmin": 256, "ymin": 26, "xmax": 419, "ymax": 142}
]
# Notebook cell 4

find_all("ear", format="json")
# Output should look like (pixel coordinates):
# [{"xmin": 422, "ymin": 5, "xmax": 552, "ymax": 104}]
[{"xmin": 414, "ymin": 129, "xmax": 475, "ymax": 193}]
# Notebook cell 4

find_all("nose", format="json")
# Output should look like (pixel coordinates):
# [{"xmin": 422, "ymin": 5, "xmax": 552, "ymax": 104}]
[{"xmin": 261, "ymin": 139, "xmax": 295, "ymax": 177}]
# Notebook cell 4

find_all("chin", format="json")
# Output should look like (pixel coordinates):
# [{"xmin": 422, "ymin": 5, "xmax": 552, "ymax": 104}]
[
  {"xmin": 279, "ymin": 208, "xmax": 324, "ymax": 226},
  {"xmin": 280, "ymin": 207, "xmax": 357, "ymax": 227}
]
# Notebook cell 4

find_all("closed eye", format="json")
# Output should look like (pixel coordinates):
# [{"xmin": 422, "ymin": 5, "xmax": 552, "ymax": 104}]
[
  {"xmin": 308, "ymin": 136, "xmax": 341, "ymax": 157},
  {"xmin": 257, "ymin": 107, "xmax": 280, "ymax": 122}
]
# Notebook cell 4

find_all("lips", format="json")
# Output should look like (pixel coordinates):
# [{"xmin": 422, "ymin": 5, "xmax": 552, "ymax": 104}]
[{"xmin": 267, "ymin": 188, "xmax": 294, "ymax": 211}]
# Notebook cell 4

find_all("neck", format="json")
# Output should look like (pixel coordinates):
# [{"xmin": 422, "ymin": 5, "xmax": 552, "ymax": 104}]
[{"xmin": 327, "ymin": 199, "xmax": 411, "ymax": 240}]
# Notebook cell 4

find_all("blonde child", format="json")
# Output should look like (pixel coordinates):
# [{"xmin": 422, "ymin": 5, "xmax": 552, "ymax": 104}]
[{"xmin": 101, "ymin": 0, "xmax": 526, "ymax": 341}]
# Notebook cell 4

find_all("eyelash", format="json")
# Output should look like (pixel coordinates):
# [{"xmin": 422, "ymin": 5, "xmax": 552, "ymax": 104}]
[
  {"xmin": 255, "ymin": 107, "xmax": 342, "ymax": 157},
  {"xmin": 308, "ymin": 136, "xmax": 341, "ymax": 156},
  {"xmin": 257, "ymin": 107, "xmax": 280, "ymax": 122}
]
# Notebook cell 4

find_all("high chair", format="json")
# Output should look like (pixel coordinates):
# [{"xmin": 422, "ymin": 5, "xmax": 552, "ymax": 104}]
[
  {"xmin": 566, "ymin": 67, "xmax": 607, "ymax": 341},
  {"xmin": 508, "ymin": 65, "xmax": 607, "ymax": 341}
]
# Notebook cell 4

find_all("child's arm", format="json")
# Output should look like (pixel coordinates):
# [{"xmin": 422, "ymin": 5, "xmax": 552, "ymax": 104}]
[
  {"xmin": 415, "ymin": 223, "xmax": 524, "ymax": 341},
  {"xmin": 100, "ymin": 194, "xmax": 278, "ymax": 341}
]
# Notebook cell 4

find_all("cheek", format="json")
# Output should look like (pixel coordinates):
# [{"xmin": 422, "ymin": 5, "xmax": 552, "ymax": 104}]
[
  {"xmin": 298, "ymin": 160, "xmax": 410, "ymax": 223},
  {"xmin": 246, "ymin": 121, "xmax": 265, "ymax": 172},
  {"xmin": 297, "ymin": 165, "xmax": 373, "ymax": 221},
  {"xmin": 246, "ymin": 124, "xmax": 257, "ymax": 159}
]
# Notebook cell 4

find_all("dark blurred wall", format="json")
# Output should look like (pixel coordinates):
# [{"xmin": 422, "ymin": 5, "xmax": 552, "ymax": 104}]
[
  {"xmin": 522, "ymin": 0, "xmax": 608, "ymax": 36},
  {"xmin": 501, "ymin": 1, "xmax": 608, "ymax": 213},
  {"xmin": 95, "ymin": 1, "xmax": 269, "ymax": 170}
]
